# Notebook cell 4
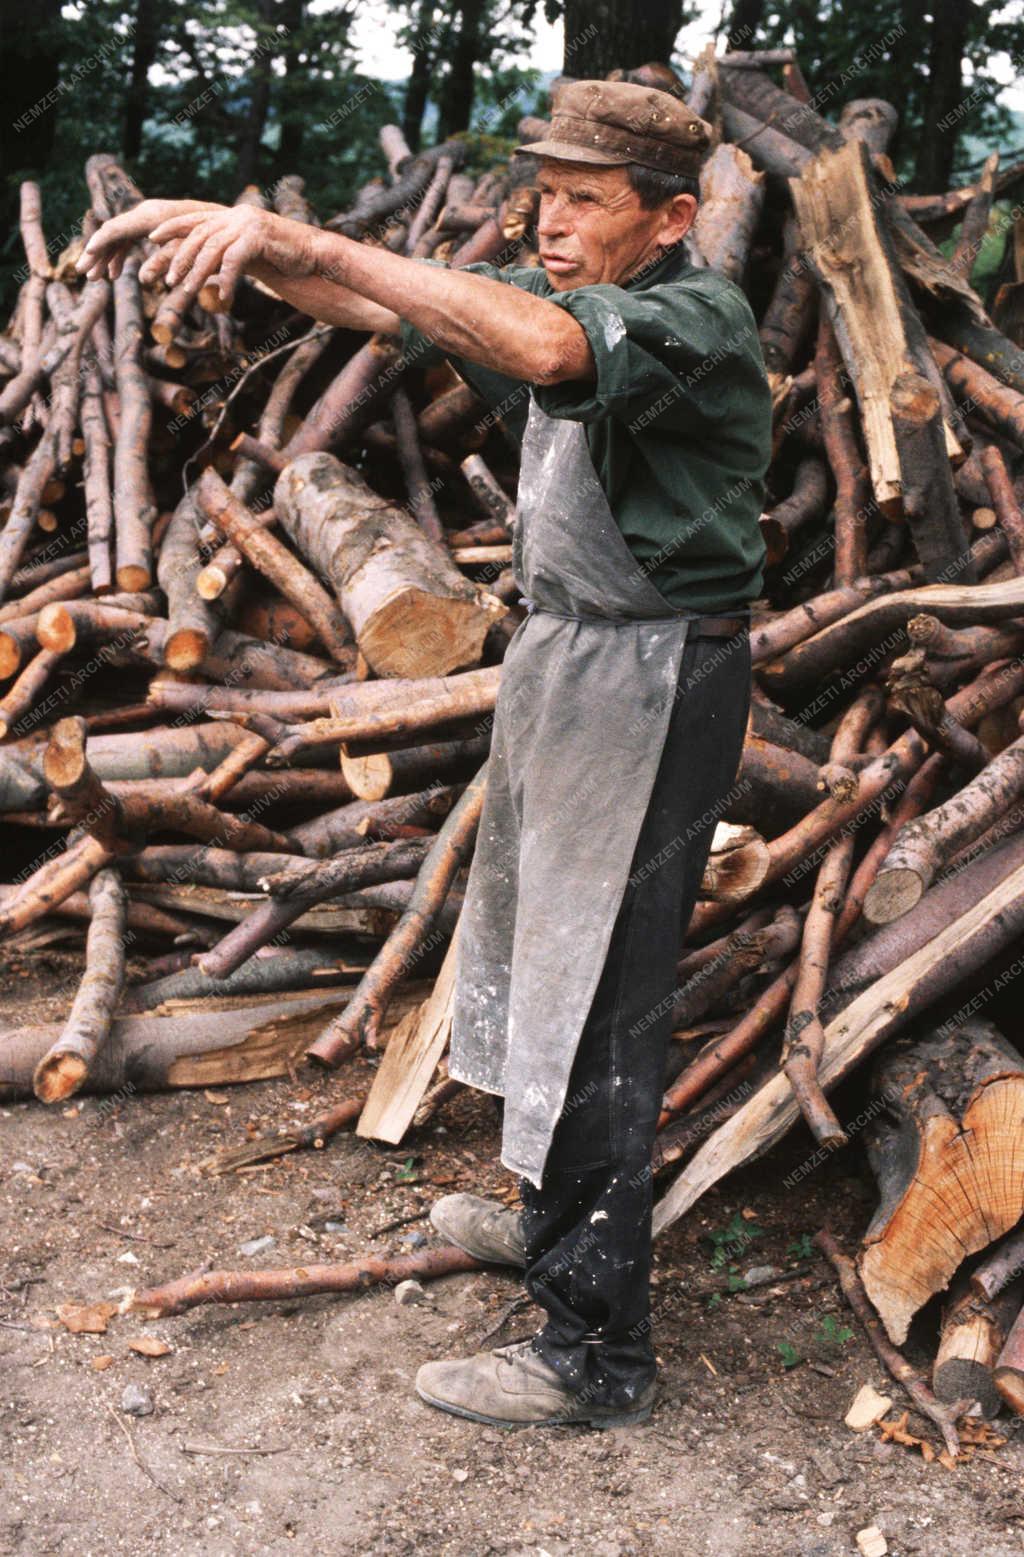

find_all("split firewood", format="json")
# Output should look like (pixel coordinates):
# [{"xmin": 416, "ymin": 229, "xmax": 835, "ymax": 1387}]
[
  {"xmin": 933, "ymin": 1274, "xmax": 1023, "ymax": 1418},
  {"xmin": 856, "ymin": 1020, "xmax": 1024, "ymax": 1346},
  {"xmin": 32, "ymin": 869, "xmax": 126, "ymax": 1103},
  {"xmin": 653, "ymin": 840, "xmax": 1024, "ymax": 1235}
]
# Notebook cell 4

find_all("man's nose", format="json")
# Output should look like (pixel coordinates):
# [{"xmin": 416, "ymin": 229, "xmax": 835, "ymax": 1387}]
[{"xmin": 538, "ymin": 193, "xmax": 572, "ymax": 235}]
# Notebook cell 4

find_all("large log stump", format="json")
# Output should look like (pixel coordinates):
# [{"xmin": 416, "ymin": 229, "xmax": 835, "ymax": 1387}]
[
  {"xmin": 859, "ymin": 1020, "xmax": 1024, "ymax": 1345},
  {"xmin": 274, "ymin": 452, "xmax": 506, "ymax": 678}
]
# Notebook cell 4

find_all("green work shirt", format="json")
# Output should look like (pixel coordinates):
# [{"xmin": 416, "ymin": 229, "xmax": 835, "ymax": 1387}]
[{"xmin": 396, "ymin": 242, "xmax": 771, "ymax": 613}]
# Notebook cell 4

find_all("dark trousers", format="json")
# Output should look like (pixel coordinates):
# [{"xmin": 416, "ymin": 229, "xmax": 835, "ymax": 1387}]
[{"xmin": 519, "ymin": 627, "xmax": 752, "ymax": 1410}]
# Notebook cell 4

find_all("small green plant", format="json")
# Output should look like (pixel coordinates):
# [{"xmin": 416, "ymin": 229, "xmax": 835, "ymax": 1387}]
[
  {"xmin": 786, "ymin": 1233, "xmax": 814, "ymax": 1262},
  {"xmin": 706, "ymin": 1291, "xmax": 722, "ymax": 1311},
  {"xmin": 725, "ymin": 1266, "xmax": 749, "ymax": 1292},
  {"xmin": 706, "ymin": 1212, "xmax": 763, "ymax": 1270},
  {"xmin": 395, "ymin": 1155, "xmax": 420, "ymax": 1183},
  {"xmin": 816, "ymin": 1313, "xmax": 854, "ymax": 1349},
  {"xmin": 777, "ymin": 1339, "xmax": 803, "ymax": 1370}
]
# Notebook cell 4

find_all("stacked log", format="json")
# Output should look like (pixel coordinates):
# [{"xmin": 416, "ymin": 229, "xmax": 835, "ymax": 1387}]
[{"xmin": 4, "ymin": 49, "xmax": 1024, "ymax": 1438}]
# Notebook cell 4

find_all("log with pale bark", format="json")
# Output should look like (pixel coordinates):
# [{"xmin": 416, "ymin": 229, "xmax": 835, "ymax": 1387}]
[{"xmin": 273, "ymin": 452, "xmax": 506, "ymax": 678}]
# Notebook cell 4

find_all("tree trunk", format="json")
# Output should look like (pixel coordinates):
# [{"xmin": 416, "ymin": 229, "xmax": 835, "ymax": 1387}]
[
  {"xmin": 122, "ymin": 0, "xmax": 161, "ymax": 161},
  {"xmin": 913, "ymin": 0, "xmax": 969, "ymax": 193},
  {"xmin": 559, "ymin": 0, "xmax": 683, "ymax": 77},
  {"xmin": 235, "ymin": 0, "xmax": 276, "ymax": 189},
  {"xmin": 436, "ymin": 0, "xmax": 485, "ymax": 140}
]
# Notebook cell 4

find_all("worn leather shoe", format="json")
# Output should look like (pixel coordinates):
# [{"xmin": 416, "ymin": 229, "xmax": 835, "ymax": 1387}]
[
  {"xmin": 415, "ymin": 1337, "xmax": 656, "ymax": 1428},
  {"xmin": 429, "ymin": 1192, "xmax": 526, "ymax": 1268}
]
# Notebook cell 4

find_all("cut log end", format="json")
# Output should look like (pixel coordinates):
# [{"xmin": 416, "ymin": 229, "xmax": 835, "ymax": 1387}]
[
  {"xmin": 116, "ymin": 564, "xmax": 153, "ymax": 594},
  {"xmin": 340, "ymin": 749, "xmax": 393, "ymax": 802},
  {"xmin": 994, "ymin": 1366, "xmax": 1024, "ymax": 1414},
  {"xmin": 196, "ymin": 564, "xmax": 229, "ymax": 601},
  {"xmin": 164, "ymin": 628, "xmax": 211, "ymax": 671},
  {"xmin": 42, "ymin": 716, "xmax": 89, "ymax": 788},
  {"xmin": 862, "ymin": 866, "xmax": 925, "ymax": 924},
  {"xmin": 33, "ymin": 1050, "xmax": 88, "ymax": 1104},
  {"xmin": 36, "ymin": 602, "xmax": 77, "ymax": 653},
  {"xmin": 0, "ymin": 633, "xmax": 23, "ymax": 680},
  {"xmin": 360, "ymin": 589, "xmax": 496, "ymax": 680}
]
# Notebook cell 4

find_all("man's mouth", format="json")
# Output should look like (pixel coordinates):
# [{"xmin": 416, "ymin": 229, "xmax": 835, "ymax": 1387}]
[{"xmin": 541, "ymin": 253, "xmax": 576, "ymax": 272}]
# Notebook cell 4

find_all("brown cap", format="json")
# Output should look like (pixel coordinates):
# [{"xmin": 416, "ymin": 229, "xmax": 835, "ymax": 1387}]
[{"xmin": 515, "ymin": 79, "xmax": 711, "ymax": 177}]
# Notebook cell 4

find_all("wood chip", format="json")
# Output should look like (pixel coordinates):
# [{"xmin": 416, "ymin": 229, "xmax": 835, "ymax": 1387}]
[
  {"xmin": 856, "ymin": 1526, "xmax": 887, "ymax": 1557},
  {"xmin": 57, "ymin": 1301, "xmax": 118, "ymax": 1335},
  {"xmin": 845, "ymin": 1383, "xmax": 893, "ymax": 1432},
  {"xmin": 126, "ymin": 1336, "xmax": 172, "ymax": 1357}
]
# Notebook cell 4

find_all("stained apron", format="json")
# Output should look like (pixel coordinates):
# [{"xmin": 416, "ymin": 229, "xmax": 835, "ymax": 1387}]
[{"xmin": 449, "ymin": 390, "xmax": 705, "ymax": 1188}]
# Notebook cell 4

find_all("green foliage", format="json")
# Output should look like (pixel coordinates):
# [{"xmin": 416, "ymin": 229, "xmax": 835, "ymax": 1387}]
[
  {"xmin": 786, "ymin": 1233, "xmax": 814, "ymax": 1262},
  {"xmin": 815, "ymin": 1313, "xmax": 854, "ymax": 1349},
  {"xmin": 705, "ymin": 1211, "xmax": 763, "ymax": 1271},
  {"xmin": 776, "ymin": 1338, "xmax": 803, "ymax": 1369}
]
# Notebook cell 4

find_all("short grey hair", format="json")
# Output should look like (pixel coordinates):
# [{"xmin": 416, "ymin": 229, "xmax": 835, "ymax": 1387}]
[{"xmin": 626, "ymin": 163, "xmax": 700, "ymax": 209}]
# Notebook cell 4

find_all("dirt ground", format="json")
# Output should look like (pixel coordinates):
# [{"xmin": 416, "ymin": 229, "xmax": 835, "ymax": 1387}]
[{"xmin": 4, "ymin": 959, "xmax": 1024, "ymax": 1557}]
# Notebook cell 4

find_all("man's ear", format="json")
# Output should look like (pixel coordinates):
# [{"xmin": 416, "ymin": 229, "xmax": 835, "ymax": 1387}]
[{"xmin": 659, "ymin": 192, "xmax": 698, "ymax": 248}]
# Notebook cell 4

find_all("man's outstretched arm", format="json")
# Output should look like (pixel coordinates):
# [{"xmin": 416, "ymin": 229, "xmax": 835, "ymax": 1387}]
[{"xmin": 77, "ymin": 201, "xmax": 595, "ymax": 387}]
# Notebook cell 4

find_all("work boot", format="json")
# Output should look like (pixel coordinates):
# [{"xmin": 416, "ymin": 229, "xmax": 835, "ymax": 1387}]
[
  {"xmin": 429, "ymin": 1192, "xmax": 526, "ymax": 1268},
  {"xmin": 415, "ymin": 1337, "xmax": 656, "ymax": 1429}
]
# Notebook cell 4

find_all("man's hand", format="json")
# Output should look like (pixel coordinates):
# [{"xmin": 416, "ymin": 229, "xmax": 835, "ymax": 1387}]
[{"xmin": 77, "ymin": 200, "xmax": 322, "ymax": 308}]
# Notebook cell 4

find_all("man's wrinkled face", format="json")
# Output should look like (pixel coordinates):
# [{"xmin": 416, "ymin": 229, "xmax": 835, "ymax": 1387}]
[{"xmin": 535, "ymin": 158, "xmax": 697, "ymax": 292}]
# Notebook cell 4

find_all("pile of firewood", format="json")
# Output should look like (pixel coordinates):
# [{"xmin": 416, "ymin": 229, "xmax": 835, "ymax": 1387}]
[{"xmin": 4, "ymin": 50, "xmax": 1024, "ymax": 1446}]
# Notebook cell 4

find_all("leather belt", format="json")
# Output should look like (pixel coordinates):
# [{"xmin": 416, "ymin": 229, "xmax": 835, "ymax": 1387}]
[{"xmin": 521, "ymin": 599, "xmax": 748, "ymax": 638}]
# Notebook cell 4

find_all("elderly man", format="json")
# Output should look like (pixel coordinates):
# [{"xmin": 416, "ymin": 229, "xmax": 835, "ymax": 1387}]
[{"xmin": 81, "ymin": 79, "xmax": 770, "ymax": 1431}]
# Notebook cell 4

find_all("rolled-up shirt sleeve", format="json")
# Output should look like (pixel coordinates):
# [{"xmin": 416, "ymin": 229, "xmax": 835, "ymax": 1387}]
[{"xmin": 533, "ymin": 274, "xmax": 765, "ymax": 433}]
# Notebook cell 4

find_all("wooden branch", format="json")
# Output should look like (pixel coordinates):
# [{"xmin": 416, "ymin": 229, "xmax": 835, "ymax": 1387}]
[
  {"xmin": 306, "ymin": 762, "xmax": 486, "ymax": 1066},
  {"xmin": 194, "ymin": 469, "xmax": 352, "ymax": 663},
  {"xmin": 33, "ymin": 869, "xmax": 126, "ymax": 1102},
  {"xmin": 814, "ymin": 1229, "xmax": 967, "ymax": 1459},
  {"xmin": 124, "ymin": 1245, "xmax": 481, "ymax": 1319}
]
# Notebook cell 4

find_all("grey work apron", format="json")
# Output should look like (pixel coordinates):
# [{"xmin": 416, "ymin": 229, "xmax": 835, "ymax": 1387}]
[{"xmin": 449, "ymin": 391, "xmax": 703, "ymax": 1188}]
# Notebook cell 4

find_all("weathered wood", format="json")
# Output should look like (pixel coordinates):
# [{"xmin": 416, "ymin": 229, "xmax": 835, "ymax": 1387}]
[
  {"xmin": 32, "ymin": 869, "xmax": 126, "ymax": 1102},
  {"xmin": 274, "ymin": 453, "xmax": 505, "ymax": 678},
  {"xmin": 859, "ymin": 1021, "xmax": 1024, "ymax": 1345},
  {"xmin": 653, "ymin": 848, "xmax": 1024, "ymax": 1237},
  {"xmin": 356, "ymin": 924, "xmax": 460, "ymax": 1143}
]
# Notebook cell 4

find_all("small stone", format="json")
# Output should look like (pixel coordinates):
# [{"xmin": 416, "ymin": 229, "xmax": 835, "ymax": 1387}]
[
  {"xmin": 856, "ymin": 1525, "xmax": 887, "ymax": 1557},
  {"xmin": 845, "ymin": 1383, "xmax": 893, "ymax": 1432},
  {"xmin": 323, "ymin": 1221, "xmax": 349, "ymax": 1234},
  {"xmin": 816, "ymin": 1513, "xmax": 835, "ymax": 1527},
  {"xmin": 743, "ymin": 1264, "xmax": 781, "ymax": 1287},
  {"xmin": 237, "ymin": 1236, "xmax": 275, "ymax": 1257},
  {"xmin": 401, "ymin": 1231, "xmax": 427, "ymax": 1249},
  {"xmin": 120, "ymin": 1383, "xmax": 154, "ymax": 1417},
  {"xmin": 395, "ymin": 1279, "xmax": 427, "ymax": 1307},
  {"xmin": 452, "ymin": 1467, "xmax": 469, "ymax": 1483}
]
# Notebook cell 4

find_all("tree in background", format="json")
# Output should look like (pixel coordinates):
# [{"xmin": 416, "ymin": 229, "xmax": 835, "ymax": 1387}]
[
  {"xmin": 552, "ymin": 0, "xmax": 691, "ymax": 76},
  {"xmin": 725, "ymin": 0, "xmax": 1024, "ymax": 189}
]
